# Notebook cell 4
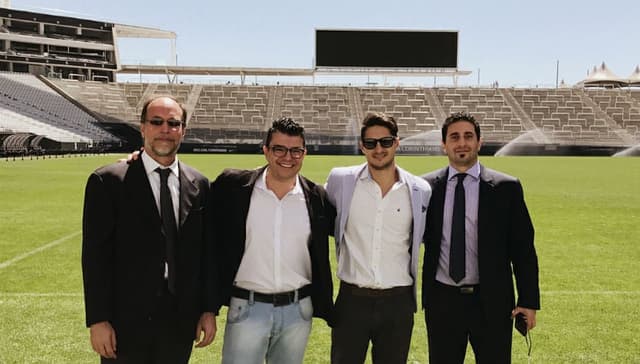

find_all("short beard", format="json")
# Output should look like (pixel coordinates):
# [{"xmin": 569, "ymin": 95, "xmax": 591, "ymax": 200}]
[
  {"xmin": 369, "ymin": 158, "xmax": 394, "ymax": 171},
  {"xmin": 150, "ymin": 141, "xmax": 178, "ymax": 157}
]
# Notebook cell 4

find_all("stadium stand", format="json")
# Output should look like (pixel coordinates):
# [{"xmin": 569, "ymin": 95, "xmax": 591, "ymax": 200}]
[
  {"xmin": 8, "ymin": 76, "xmax": 635, "ymax": 154},
  {"xmin": 49, "ymin": 78, "xmax": 138, "ymax": 125},
  {"xmin": 433, "ymin": 87, "xmax": 523, "ymax": 143},
  {"xmin": 510, "ymin": 88, "xmax": 634, "ymax": 146},
  {"xmin": 0, "ymin": 72, "xmax": 119, "ymax": 148},
  {"xmin": 0, "ymin": 107, "xmax": 87, "ymax": 142},
  {"xmin": 0, "ymin": 7, "xmax": 118, "ymax": 81},
  {"xmin": 359, "ymin": 87, "xmax": 439, "ymax": 136},
  {"xmin": 583, "ymin": 89, "xmax": 640, "ymax": 139}
]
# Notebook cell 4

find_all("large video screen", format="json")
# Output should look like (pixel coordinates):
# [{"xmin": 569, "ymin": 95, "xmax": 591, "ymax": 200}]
[{"xmin": 315, "ymin": 29, "xmax": 458, "ymax": 69}]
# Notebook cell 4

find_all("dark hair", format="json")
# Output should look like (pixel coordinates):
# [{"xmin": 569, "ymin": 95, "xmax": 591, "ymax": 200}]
[
  {"xmin": 264, "ymin": 117, "xmax": 306, "ymax": 147},
  {"xmin": 140, "ymin": 95, "xmax": 187, "ymax": 124},
  {"xmin": 441, "ymin": 112, "xmax": 481, "ymax": 142},
  {"xmin": 360, "ymin": 112, "xmax": 398, "ymax": 140}
]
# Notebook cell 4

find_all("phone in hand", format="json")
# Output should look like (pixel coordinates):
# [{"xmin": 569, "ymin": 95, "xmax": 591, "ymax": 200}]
[{"xmin": 514, "ymin": 313, "xmax": 527, "ymax": 336}]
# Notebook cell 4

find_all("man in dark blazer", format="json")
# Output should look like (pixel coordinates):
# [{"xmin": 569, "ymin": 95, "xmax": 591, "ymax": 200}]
[
  {"xmin": 209, "ymin": 117, "xmax": 334, "ymax": 364},
  {"xmin": 422, "ymin": 112, "xmax": 540, "ymax": 363},
  {"xmin": 82, "ymin": 96, "xmax": 216, "ymax": 363}
]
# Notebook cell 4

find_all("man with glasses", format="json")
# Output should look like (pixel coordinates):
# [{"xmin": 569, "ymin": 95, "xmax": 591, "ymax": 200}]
[
  {"xmin": 325, "ymin": 112, "xmax": 431, "ymax": 363},
  {"xmin": 209, "ymin": 117, "xmax": 334, "ymax": 364},
  {"xmin": 82, "ymin": 96, "xmax": 216, "ymax": 363},
  {"xmin": 421, "ymin": 112, "xmax": 539, "ymax": 363}
]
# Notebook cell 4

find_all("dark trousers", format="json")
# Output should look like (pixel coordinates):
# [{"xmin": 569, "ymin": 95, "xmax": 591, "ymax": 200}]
[
  {"xmin": 425, "ymin": 281, "xmax": 513, "ymax": 364},
  {"xmin": 101, "ymin": 290, "xmax": 194, "ymax": 364},
  {"xmin": 331, "ymin": 282, "xmax": 414, "ymax": 364}
]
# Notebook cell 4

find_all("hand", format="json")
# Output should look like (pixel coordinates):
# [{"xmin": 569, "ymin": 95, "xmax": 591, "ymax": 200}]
[
  {"xmin": 117, "ymin": 149, "xmax": 142, "ymax": 164},
  {"xmin": 194, "ymin": 312, "xmax": 217, "ymax": 348},
  {"xmin": 512, "ymin": 307, "xmax": 537, "ymax": 331},
  {"xmin": 89, "ymin": 321, "xmax": 117, "ymax": 359}
]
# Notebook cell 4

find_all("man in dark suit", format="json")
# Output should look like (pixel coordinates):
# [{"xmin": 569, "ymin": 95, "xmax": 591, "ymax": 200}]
[
  {"xmin": 82, "ymin": 96, "xmax": 216, "ymax": 363},
  {"xmin": 422, "ymin": 112, "xmax": 540, "ymax": 363},
  {"xmin": 209, "ymin": 117, "xmax": 334, "ymax": 364}
]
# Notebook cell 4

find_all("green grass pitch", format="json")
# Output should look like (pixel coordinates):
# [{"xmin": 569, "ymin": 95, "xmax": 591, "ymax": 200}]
[{"xmin": 0, "ymin": 154, "xmax": 639, "ymax": 363}]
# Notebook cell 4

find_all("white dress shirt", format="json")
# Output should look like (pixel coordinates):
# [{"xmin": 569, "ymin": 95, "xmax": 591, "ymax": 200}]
[
  {"xmin": 234, "ymin": 168, "xmax": 312, "ymax": 294},
  {"xmin": 338, "ymin": 169, "xmax": 413, "ymax": 289}
]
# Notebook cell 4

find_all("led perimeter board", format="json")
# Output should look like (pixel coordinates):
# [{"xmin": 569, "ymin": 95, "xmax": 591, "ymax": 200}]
[{"xmin": 315, "ymin": 29, "xmax": 458, "ymax": 69}]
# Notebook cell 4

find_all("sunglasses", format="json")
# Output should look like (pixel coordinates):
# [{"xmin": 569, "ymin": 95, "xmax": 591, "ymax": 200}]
[
  {"xmin": 146, "ymin": 117, "xmax": 184, "ymax": 129},
  {"xmin": 269, "ymin": 145, "xmax": 305, "ymax": 159},
  {"xmin": 362, "ymin": 136, "xmax": 396, "ymax": 150}
]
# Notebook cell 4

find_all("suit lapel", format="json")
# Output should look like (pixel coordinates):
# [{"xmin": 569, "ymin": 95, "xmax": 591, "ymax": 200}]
[
  {"xmin": 429, "ymin": 168, "xmax": 449, "ymax": 254},
  {"xmin": 126, "ymin": 158, "xmax": 161, "ymax": 229},
  {"xmin": 235, "ymin": 167, "xmax": 264, "ymax": 257},
  {"xmin": 477, "ymin": 165, "xmax": 494, "ymax": 258},
  {"xmin": 239, "ymin": 167, "xmax": 264, "ymax": 222},
  {"xmin": 432, "ymin": 167, "xmax": 449, "ymax": 219},
  {"xmin": 298, "ymin": 175, "xmax": 316, "ymax": 228},
  {"xmin": 178, "ymin": 162, "xmax": 198, "ymax": 228}
]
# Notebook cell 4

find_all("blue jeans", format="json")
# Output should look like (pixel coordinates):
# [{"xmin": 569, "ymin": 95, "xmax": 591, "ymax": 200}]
[{"xmin": 221, "ymin": 295, "xmax": 313, "ymax": 364}]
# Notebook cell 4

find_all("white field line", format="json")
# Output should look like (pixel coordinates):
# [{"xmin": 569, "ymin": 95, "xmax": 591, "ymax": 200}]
[
  {"xmin": 0, "ymin": 293, "xmax": 82, "ymax": 297},
  {"xmin": 542, "ymin": 291, "xmax": 640, "ymax": 295},
  {"xmin": 0, "ymin": 231, "xmax": 81, "ymax": 270},
  {"xmin": 0, "ymin": 291, "xmax": 639, "ymax": 298}
]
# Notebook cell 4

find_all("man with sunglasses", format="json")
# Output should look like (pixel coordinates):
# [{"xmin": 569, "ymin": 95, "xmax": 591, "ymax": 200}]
[
  {"xmin": 421, "ymin": 112, "xmax": 539, "ymax": 363},
  {"xmin": 325, "ymin": 112, "xmax": 431, "ymax": 363},
  {"xmin": 208, "ymin": 117, "xmax": 334, "ymax": 364},
  {"xmin": 82, "ymin": 96, "xmax": 216, "ymax": 363}
]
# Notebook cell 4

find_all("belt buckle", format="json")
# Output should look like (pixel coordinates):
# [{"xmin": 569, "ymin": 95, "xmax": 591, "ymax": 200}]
[
  {"xmin": 460, "ymin": 286, "xmax": 474, "ymax": 294},
  {"xmin": 273, "ymin": 292, "xmax": 293, "ymax": 306}
]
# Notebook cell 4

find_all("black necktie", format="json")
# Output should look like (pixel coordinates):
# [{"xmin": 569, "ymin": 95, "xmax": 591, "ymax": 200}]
[
  {"xmin": 156, "ymin": 168, "xmax": 177, "ymax": 294},
  {"xmin": 450, "ymin": 173, "xmax": 467, "ymax": 283}
]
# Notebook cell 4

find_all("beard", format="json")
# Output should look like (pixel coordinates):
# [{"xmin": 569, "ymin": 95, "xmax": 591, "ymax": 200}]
[
  {"xmin": 368, "ymin": 157, "xmax": 394, "ymax": 171},
  {"xmin": 149, "ymin": 139, "xmax": 179, "ymax": 157}
]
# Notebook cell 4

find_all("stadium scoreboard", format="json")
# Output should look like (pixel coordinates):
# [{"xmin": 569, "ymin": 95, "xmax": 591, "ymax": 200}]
[{"xmin": 315, "ymin": 29, "xmax": 458, "ymax": 69}]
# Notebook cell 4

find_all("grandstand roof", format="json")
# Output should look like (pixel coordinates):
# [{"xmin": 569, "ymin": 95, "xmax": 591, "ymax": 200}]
[
  {"xmin": 0, "ymin": 6, "xmax": 112, "ymax": 29},
  {"xmin": 118, "ymin": 64, "xmax": 471, "ymax": 84},
  {"xmin": 581, "ymin": 62, "xmax": 625, "ymax": 87},
  {"xmin": 119, "ymin": 64, "xmax": 314, "ymax": 76},
  {"xmin": 628, "ymin": 65, "xmax": 640, "ymax": 85},
  {"xmin": 113, "ymin": 24, "xmax": 175, "ymax": 40}
]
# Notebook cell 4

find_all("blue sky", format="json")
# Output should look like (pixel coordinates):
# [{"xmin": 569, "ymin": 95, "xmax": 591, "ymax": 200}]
[{"xmin": 10, "ymin": 0, "xmax": 640, "ymax": 87}]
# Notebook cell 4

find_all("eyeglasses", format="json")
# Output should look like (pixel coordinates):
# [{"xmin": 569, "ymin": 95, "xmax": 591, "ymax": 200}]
[
  {"xmin": 362, "ymin": 136, "xmax": 396, "ymax": 150},
  {"xmin": 146, "ymin": 117, "xmax": 184, "ymax": 129},
  {"xmin": 269, "ymin": 145, "xmax": 305, "ymax": 159}
]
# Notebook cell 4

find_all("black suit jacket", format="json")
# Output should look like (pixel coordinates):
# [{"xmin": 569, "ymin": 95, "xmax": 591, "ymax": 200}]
[
  {"xmin": 422, "ymin": 165, "xmax": 540, "ymax": 321},
  {"xmin": 208, "ymin": 166, "xmax": 335, "ymax": 324},
  {"xmin": 82, "ymin": 157, "xmax": 213, "ymax": 334}
]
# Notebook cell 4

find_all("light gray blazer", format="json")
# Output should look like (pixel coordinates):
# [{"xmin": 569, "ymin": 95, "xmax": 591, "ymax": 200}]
[{"xmin": 325, "ymin": 163, "xmax": 431, "ymax": 308}]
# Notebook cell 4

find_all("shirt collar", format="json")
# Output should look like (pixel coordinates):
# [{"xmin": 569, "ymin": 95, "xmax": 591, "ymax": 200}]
[
  {"xmin": 448, "ymin": 161, "xmax": 480, "ymax": 182},
  {"xmin": 357, "ymin": 164, "xmax": 406, "ymax": 189},
  {"xmin": 358, "ymin": 164, "xmax": 403, "ymax": 182},
  {"xmin": 358, "ymin": 165, "xmax": 373, "ymax": 181},
  {"xmin": 141, "ymin": 151, "xmax": 180, "ymax": 178},
  {"xmin": 257, "ymin": 167, "xmax": 303, "ymax": 195}
]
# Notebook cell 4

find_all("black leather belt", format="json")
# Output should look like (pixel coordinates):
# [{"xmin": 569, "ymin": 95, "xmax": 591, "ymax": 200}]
[
  {"xmin": 232, "ymin": 285, "xmax": 312, "ymax": 307},
  {"xmin": 340, "ymin": 281, "xmax": 412, "ymax": 297},
  {"xmin": 435, "ymin": 281, "xmax": 479, "ymax": 295}
]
